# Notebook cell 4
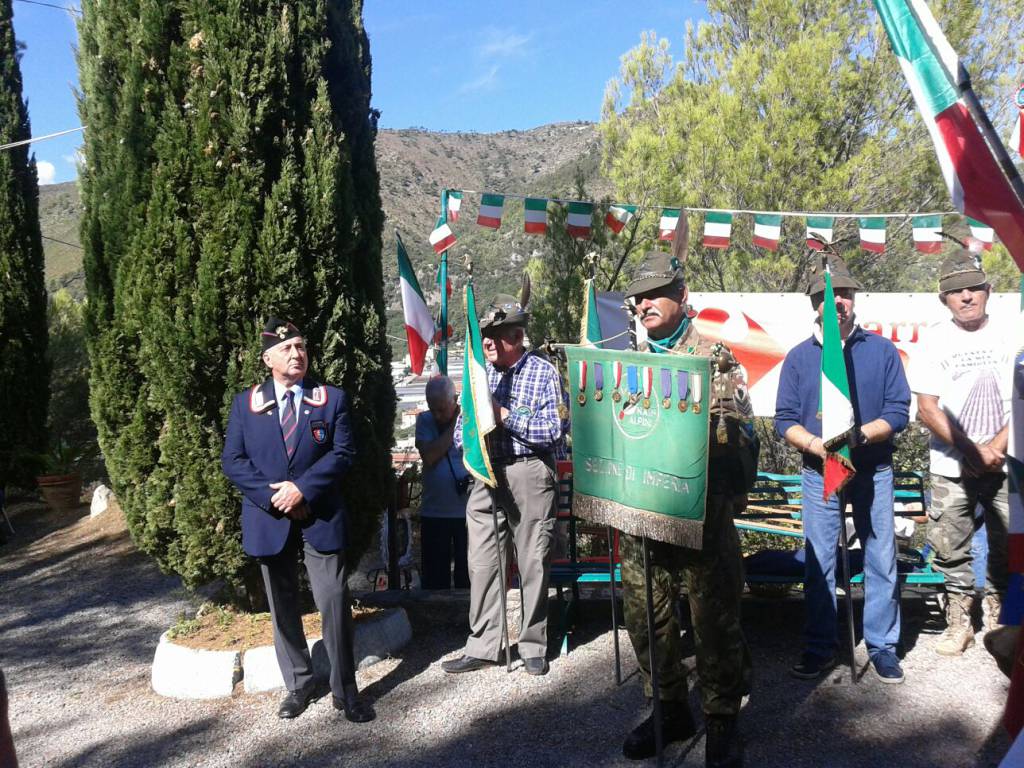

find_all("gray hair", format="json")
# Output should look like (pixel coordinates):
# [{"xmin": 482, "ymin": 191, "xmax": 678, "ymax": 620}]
[{"xmin": 425, "ymin": 375, "xmax": 456, "ymax": 406}]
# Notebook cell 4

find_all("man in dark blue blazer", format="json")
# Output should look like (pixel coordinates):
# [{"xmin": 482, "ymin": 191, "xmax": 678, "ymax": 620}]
[{"xmin": 222, "ymin": 317, "xmax": 374, "ymax": 722}]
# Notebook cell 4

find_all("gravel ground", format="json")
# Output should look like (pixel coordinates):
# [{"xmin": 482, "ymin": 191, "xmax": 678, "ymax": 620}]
[{"xmin": 0, "ymin": 500, "xmax": 1014, "ymax": 768}]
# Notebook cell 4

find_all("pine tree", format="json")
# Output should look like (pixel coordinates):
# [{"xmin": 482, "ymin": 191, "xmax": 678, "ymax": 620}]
[
  {"xmin": 78, "ymin": 0, "xmax": 394, "ymax": 600},
  {"xmin": 0, "ymin": 0, "xmax": 48, "ymax": 488}
]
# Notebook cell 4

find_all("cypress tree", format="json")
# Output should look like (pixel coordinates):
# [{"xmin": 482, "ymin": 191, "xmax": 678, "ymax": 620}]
[
  {"xmin": 78, "ymin": 0, "xmax": 394, "ymax": 600},
  {"xmin": 0, "ymin": 0, "xmax": 48, "ymax": 488}
]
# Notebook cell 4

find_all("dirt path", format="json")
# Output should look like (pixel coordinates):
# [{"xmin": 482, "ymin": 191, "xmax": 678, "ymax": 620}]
[{"xmin": 0, "ymin": 499, "xmax": 1014, "ymax": 767}]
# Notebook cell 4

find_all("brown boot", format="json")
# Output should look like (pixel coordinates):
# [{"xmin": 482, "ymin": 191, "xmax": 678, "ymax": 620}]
[
  {"xmin": 981, "ymin": 594, "xmax": 1002, "ymax": 633},
  {"xmin": 936, "ymin": 592, "xmax": 975, "ymax": 656}
]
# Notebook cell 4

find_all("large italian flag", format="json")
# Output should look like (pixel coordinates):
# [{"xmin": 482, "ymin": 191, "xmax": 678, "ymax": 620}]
[
  {"xmin": 461, "ymin": 281, "xmax": 497, "ymax": 487},
  {"xmin": 397, "ymin": 233, "xmax": 433, "ymax": 375},
  {"xmin": 820, "ymin": 264, "xmax": 856, "ymax": 500},
  {"xmin": 874, "ymin": 0, "xmax": 1024, "ymax": 269}
]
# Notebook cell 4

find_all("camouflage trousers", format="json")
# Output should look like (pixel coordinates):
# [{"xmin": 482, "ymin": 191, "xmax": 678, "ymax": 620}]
[
  {"xmin": 927, "ymin": 472, "xmax": 1009, "ymax": 596},
  {"xmin": 620, "ymin": 493, "xmax": 752, "ymax": 716}
]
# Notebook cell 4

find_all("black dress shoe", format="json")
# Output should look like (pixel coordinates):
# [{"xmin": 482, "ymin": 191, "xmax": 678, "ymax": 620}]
[
  {"xmin": 622, "ymin": 700, "xmax": 698, "ymax": 760},
  {"xmin": 441, "ymin": 655, "xmax": 494, "ymax": 674},
  {"xmin": 705, "ymin": 714, "xmax": 743, "ymax": 768},
  {"xmin": 332, "ymin": 693, "xmax": 376, "ymax": 723},
  {"xmin": 522, "ymin": 657, "xmax": 549, "ymax": 676},
  {"xmin": 277, "ymin": 685, "xmax": 321, "ymax": 719}
]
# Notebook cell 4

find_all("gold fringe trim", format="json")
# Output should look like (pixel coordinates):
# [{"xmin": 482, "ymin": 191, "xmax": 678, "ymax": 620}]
[{"xmin": 573, "ymin": 493, "xmax": 705, "ymax": 550}]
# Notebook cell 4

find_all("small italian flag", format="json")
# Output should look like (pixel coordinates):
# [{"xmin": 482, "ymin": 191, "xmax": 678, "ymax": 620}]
[
  {"xmin": 858, "ymin": 217, "xmax": 887, "ymax": 253},
  {"xmin": 477, "ymin": 193, "xmax": 505, "ymax": 229},
  {"xmin": 658, "ymin": 208, "xmax": 681, "ymax": 241},
  {"xmin": 605, "ymin": 204, "xmax": 637, "ymax": 235},
  {"xmin": 524, "ymin": 197, "xmax": 548, "ymax": 235},
  {"xmin": 396, "ymin": 232, "xmax": 434, "ymax": 376},
  {"xmin": 820, "ymin": 261, "xmax": 856, "ymax": 500},
  {"xmin": 702, "ymin": 211, "xmax": 733, "ymax": 249},
  {"xmin": 447, "ymin": 190, "xmax": 463, "ymax": 222},
  {"xmin": 968, "ymin": 217, "xmax": 994, "ymax": 250},
  {"xmin": 912, "ymin": 215, "xmax": 943, "ymax": 253},
  {"xmin": 461, "ymin": 281, "xmax": 497, "ymax": 487},
  {"xmin": 806, "ymin": 216, "xmax": 834, "ymax": 250},
  {"xmin": 429, "ymin": 220, "xmax": 456, "ymax": 255},
  {"xmin": 874, "ymin": 0, "xmax": 1024, "ymax": 267},
  {"xmin": 753, "ymin": 213, "xmax": 782, "ymax": 251},
  {"xmin": 567, "ymin": 201, "xmax": 594, "ymax": 238}
]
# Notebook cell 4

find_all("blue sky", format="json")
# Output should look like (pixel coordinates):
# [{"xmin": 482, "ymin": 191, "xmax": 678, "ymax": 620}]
[{"xmin": 11, "ymin": 0, "xmax": 703, "ymax": 185}]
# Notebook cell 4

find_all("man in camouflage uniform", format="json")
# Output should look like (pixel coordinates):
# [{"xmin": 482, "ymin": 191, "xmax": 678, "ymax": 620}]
[{"xmin": 619, "ymin": 252, "xmax": 753, "ymax": 768}]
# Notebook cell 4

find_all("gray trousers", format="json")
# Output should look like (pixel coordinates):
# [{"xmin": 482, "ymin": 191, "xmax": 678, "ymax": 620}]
[
  {"xmin": 464, "ymin": 456, "xmax": 557, "ymax": 661},
  {"xmin": 928, "ymin": 472, "xmax": 1010, "ymax": 596},
  {"xmin": 260, "ymin": 530, "xmax": 357, "ymax": 697}
]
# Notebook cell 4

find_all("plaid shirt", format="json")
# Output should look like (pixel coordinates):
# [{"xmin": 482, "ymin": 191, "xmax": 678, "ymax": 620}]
[{"xmin": 455, "ymin": 350, "xmax": 566, "ymax": 463}]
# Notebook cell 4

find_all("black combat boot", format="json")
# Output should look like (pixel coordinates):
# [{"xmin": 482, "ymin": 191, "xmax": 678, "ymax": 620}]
[
  {"xmin": 622, "ymin": 699, "xmax": 698, "ymax": 760},
  {"xmin": 705, "ymin": 714, "xmax": 743, "ymax": 768}
]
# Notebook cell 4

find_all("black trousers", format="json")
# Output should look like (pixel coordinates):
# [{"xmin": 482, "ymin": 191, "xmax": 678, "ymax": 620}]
[
  {"xmin": 259, "ymin": 528, "xmax": 357, "ymax": 697},
  {"xmin": 420, "ymin": 516, "xmax": 469, "ymax": 590}
]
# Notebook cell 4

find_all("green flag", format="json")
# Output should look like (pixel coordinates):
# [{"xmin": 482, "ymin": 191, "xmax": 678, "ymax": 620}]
[
  {"xmin": 820, "ymin": 264, "xmax": 856, "ymax": 499},
  {"xmin": 460, "ymin": 281, "xmax": 497, "ymax": 487},
  {"xmin": 580, "ymin": 277, "xmax": 602, "ymax": 346}
]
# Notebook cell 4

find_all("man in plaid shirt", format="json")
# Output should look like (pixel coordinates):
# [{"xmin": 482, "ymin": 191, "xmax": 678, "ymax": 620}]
[{"xmin": 443, "ymin": 293, "xmax": 566, "ymax": 677}]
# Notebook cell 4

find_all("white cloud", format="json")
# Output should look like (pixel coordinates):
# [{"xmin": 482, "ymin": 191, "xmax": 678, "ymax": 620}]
[
  {"xmin": 457, "ymin": 65, "xmax": 500, "ymax": 95},
  {"xmin": 477, "ymin": 28, "xmax": 531, "ymax": 59},
  {"xmin": 36, "ymin": 161, "xmax": 56, "ymax": 185}
]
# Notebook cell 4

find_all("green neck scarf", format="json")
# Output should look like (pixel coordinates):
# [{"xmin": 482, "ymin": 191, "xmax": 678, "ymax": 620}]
[{"xmin": 649, "ymin": 315, "xmax": 690, "ymax": 354}]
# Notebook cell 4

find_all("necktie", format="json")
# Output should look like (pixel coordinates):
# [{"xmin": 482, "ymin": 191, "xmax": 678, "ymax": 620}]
[{"xmin": 281, "ymin": 390, "xmax": 298, "ymax": 458}]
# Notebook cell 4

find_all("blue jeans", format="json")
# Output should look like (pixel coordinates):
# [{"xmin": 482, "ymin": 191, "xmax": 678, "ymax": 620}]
[{"xmin": 802, "ymin": 466, "xmax": 901, "ymax": 659}]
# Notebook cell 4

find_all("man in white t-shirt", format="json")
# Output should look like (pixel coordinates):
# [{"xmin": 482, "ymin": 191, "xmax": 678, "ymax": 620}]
[{"xmin": 909, "ymin": 250, "xmax": 1012, "ymax": 657}]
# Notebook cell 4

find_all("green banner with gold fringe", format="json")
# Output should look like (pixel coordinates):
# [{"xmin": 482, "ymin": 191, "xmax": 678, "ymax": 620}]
[{"xmin": 566, "ymin": 347, "xmax": 710, "ymax": 548}]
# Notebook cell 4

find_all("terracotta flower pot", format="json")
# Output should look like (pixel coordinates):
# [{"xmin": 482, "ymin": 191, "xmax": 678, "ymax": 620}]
[{"xmin": 36, "ymin": 472, "xmax": 84, "ymax": 511}]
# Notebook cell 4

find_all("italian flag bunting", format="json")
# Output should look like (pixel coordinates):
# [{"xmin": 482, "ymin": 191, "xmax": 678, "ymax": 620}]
[
  {"xmin": 820, "ymin": 262, "xmax": 856, "ymax": 500},
  {"xmin": 524, "ymin": 197, "xmax": 548, "ymax": 235},
  {"xmin": 429, "ymin": 220, "xmax": 456, "ymax": 255},
  {"xmin": 567, "ymin": 201, "xmax": 594, "ymax": 238},
  {"xmin": 858, "ymin": 217, "xmax": 887, "ymax": 253},
  {"xmin": 396, "ymin": 232, "xmax": 434, "ymax": 376},
  {"xmin": 873, "ymin": 0, "xmax": 1024, "ymax": 268},
  {"xmin": 912, "ymin": 214, "xmax": 943, "ymax": 253},
  {"xmin": 968, "ymin": 217, "xmax": 994, "ymax": 250},
  {"xmin": 477, "ymin": 193, "xmax": 505, "ymax": 229},
  {"xmin": 806, "ymin": 216, "xmax": 834, "ymax": 250},
  {"xmin": 753, "ymin": 213, "xmax": 782, "ymax": 251},
  {"xmin": 580, "ymin": 277, "xmax": 602, "ymax": 346},
  {"xmin": 447, "ymin": 189, "xmax": 463, "ymax": 222},
  {"xmin": 605, "ymin": 204, "xmax": 637, "ymax": 235},
  {"xmin": 702, "ymin": 211, "xmax": 733, "ymax": 249},
  {"xmin": 658, "ymin": 208, "xmax": 681, "ymax": 241},
  {"xmin": 461, "ymin": 281, "xmax": 497, "ymax": 487}
]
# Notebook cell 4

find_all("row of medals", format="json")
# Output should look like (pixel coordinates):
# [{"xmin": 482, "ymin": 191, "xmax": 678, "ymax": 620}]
[{"xmin": 578, "ymin": 384, "xmax": 701, "ymax": 413}]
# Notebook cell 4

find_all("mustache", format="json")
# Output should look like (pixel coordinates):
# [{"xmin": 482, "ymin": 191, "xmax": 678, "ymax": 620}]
[{"xmin": 641, "ymin": 307, "xmax": 663, "ymax": 319}]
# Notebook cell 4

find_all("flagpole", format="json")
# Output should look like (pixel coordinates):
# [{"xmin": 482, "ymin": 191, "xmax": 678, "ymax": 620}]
[{"xmin": 836, "ymin": 488, "xmax": 859, "ymax": 684}]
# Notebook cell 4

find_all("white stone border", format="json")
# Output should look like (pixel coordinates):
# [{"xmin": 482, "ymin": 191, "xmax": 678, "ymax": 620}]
[{"xmin": 152, "ymin": 607, "xmax": 412, "ymax": 699}]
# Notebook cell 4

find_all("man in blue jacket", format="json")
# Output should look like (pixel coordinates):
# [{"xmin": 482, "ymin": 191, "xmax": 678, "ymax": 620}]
[
  {"xmin": 774, "ymin": 256, "xmax": 910, "ymax": 684},
  {"xmin": 222, "ymin": 317, "xmax": 373, "ymax": 722}
]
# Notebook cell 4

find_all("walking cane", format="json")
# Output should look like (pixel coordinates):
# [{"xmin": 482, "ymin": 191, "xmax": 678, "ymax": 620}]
[
  {"xmin": 490, "ymin": 498, "xmax": 513, "ymax": 673},
  {"xmin": 836, "ymin": 488, "xmax": 859, "ymax": 683}
]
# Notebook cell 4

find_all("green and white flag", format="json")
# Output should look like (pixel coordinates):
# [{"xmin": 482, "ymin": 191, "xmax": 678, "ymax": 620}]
[
  {"xmin": 858, "ymin": 217, "xmax": 887, "ymax": 253},
  {"xmin": 912, "ymin": 215, "xmax": 943, "ymax": 253},
  {"xmin": 820, "ymin": 263, "xmax": 856, "ymax": 499},
  {"xmin": 702, "ymin": 211, "xmax": 733, "ymax": 249},
  {"xmin": 806, "ymin": 216, "xmax": 835, "ymax": 250},
  {"xmin": 580, "ymin": 277, "xmax": 602, "ymax": 346},
  {"xmin": 461, "ymin": 281, "xmax": 497, "ymax": 487},
  {"xmin": 567, "ymin": 201, "xmax": 594, "ymax": 238},
  {"xmin": 524, "ymin": 197, "xmax": 548, "ymax": 235}
]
